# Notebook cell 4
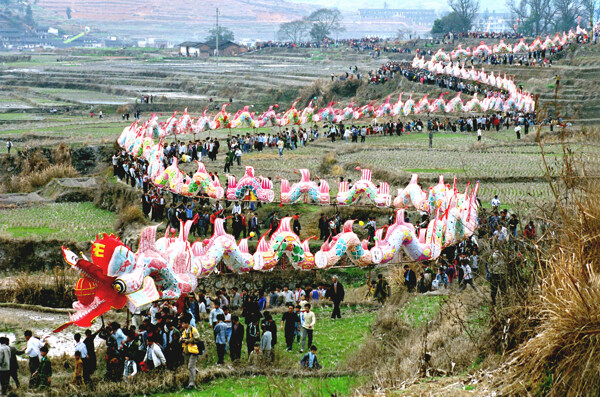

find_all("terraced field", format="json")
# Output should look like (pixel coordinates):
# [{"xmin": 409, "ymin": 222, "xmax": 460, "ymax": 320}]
[{"xmin": 1, "ymin": 44, "xmax": 599, "ymax": 210}]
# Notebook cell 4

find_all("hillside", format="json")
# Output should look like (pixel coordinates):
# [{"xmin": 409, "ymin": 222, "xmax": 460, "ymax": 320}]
[{"xmin": 34, "ymin": 0, "xmax": 317, "ymax": 40}]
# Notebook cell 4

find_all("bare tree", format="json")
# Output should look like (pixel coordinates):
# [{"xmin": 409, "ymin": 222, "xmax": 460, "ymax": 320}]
[
  {"xmin": 553, "ymin": 0, "xmax": 581, "ymax": 31},
  {"xmin": 449, "ymin": 0, "xmax": 480, "ymax": 24},
  {"xmin": 508, "ymin": 0, "xmax": 556, "ymax": 34},
  {"xmin": 307, "ymin": 8, "xmax": 345, "ymax": 41},
  {"xmin": 277, "ymin": 20, "xmax": 310, "ymax": 43},
  {"xmin": 580, "ymin": 0, "xmax": 599, "ymax": 30}
]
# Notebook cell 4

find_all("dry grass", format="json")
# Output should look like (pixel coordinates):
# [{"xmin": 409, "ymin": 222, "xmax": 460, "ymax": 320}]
[
  {"xmin": 500, "ymin": 132, "xmax": 600, "ymax": 396},
  {"xmin": 51, "ymin": 142, "xmax": 72, "ymax": 165},
  {"xmin": 0, "ymin": 268, "xmax": 76, "ymax": 308},
  {"xmin": 318, "ymin": 151, "xmax": 337, "ymax": 174},
  {"xmin": 1, "ymin": 164, "xmax": 79, "ymax": 193},
  {"xmin": 114, "ymin": 205, "xmax": 148, "ymax": 232},
  {"xmin": 347, "ymin": 286, "xmax": 489, "ymax": 393}
]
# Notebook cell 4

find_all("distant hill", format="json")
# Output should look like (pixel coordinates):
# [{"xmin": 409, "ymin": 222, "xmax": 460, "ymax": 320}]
[
  {"xmin": 33, "ymin": 0, "xmax": 320, "ymax": 41},
  {"xmin": 36, "ymin": 0, "xmax": 315, "ymax": 25}
]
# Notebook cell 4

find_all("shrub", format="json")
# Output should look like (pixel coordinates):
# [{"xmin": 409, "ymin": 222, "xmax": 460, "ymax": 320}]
[
  {"xmin": 114, "ymin": 205, "xmax": 147, "ymax": 232},
  {"xmin": 501, "ymin": 146, "xmax": 600, "ymax": 396},
  {"xmin": 1, "ymin": 164, "xmax": 78, "ymax": 193},
  {"xmin": 51, "ymin": 143, "xmax": 71, "ymax": 165},
  {"xmin": 5, "ymin": 268, "xmax": 75, "ymax": 308},
  {"xmin": 319, "ymin": 152, "xmax": 337, "ymax": 174}
]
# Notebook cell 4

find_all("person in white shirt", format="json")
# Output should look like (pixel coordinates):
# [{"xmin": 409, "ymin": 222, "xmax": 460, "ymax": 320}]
[
  {"xmin": 300, "ymin": 304, "xmax": 316, "ymax": 353},
  {"xmin": 198, "ymin": 299, "xmax": 207, "ymax": 314},
  {"xmin": 344, "ymin": 128, "xmax": 351, "ymax": 143},
  {"xmin": 459, "ymin": 260, "xmax": 477, "ymax": 290},
  {"xmin": 209, "ymin": 302, "xmax": 224, "ymax": 329},
  {"xmin": 224, "ymin": 307, "xmax": 233, "ymax": 343},
  {"xmin": 491, "ymin": 195, "xmax": 500, "ymax": 210},
  {"xmin": 232, "ymin": 202, "xmax": 242, "ymax": 215},
  {"xmin": 318, "ymin": 285, "xmax": 327, "ymax": 299},
  {"xmin": 24, "ymin": 330, "xmax": 46, "ymax": 378},
  {"xmin": 293, "ymin": 286, "xmax": 305, "ymax": 303},
  {"xmin": 147, "ymin": 339, "xmax": 166, "ymax": 369},
  {"xmin": 74, "ymin": 333, "xmax": 88, "ymax": 359},
  {"xmin": 282, "ymin": 286, "xmax": 294, "ymax": 305},
  {"xmin": 235, "ymin": 148, "xmax": 242, "ymax": 166},
  {"xmin": 149, "ymin": 301, "xmax": 161, "ymax": 325}
]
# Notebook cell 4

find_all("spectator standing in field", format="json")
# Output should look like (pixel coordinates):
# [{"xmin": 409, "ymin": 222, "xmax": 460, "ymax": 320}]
[
  {"xmin": 459, "ymin": 258, "xmax": 477, "ymax": 291},
  {"xmin": 282, "ymin": 286, "xmax": 294, "ymax": 306},
  {"xmin": 73, "ymin": 333, "xmax": 89, "ymax": 382},
  {"xmin": 246, "ymin": 319, "xmax": 260, "ymax": 358},
  {"xmin": 292, "ymin": 214, "xmax": 301, "ymax": 237},
  {"xmin": 248, "ymin": 344, "xmax": 262, "ymax": 366},
  {"xmin": 260, "ymin": 325, "xmax": 273, "ymax": 364},
  {"xmin": 147, "ymin": 338, "xmax": 166, "ymax": 369},
  {"xmin": 24, "ymin": 330, "xmax": 45, "ymax": 386},
  {"xmin": 327, "ymin": 276, "xmax": 345, "ymax": 319},
  {"xmin": 374, "ymin": 274, "xmax": 389, "ymax": 304},
  {"xmin": 83, "ymin": 329, "xmax": 100, "ymax": 382},
  {"xmin": 73, "ymin": 351, "xmax": 84, "ymax": 385},
  {"xmin": 7, "ymin": 338, "xmax": 20, "ymax": 389},
  {"xmin": 214, "ymin": 314, "xmax": 228, "ymax": 365},
  {"xmin": 6, "ymin": 140, "xmax": 13, "ymax": 155},
  {"xmin": 122, "ymin": 353, "xmax": 137, "ymax": 382},
  {"xmin": 230, "ymin": 288, "xmax": 243, "ymax": 310},
  {"xmin": 0, "ymin": 337, "xmax": 10, "ymax": 396},
  {"xmin": 404, "ymin": 265, "xmax": 417, "ymax": 292},
  {"xmin": 229, "ymin": 316, "xmax": 244, "ymax": 362},
  {"xmin": 32, "ymin": 345, "xmax": 51, "ymax": 389},
  {"xmin": 524, "ymin": 220, "xmax": 536, "ymax": 239},
  {"xmin": 491, "ymin": 195, "xmax": 500, "ymax": 211},
  {"xmin": 300, "ymin": 304, "xmax": 315, "ymax": 353},
  {"xmin": 281, "ymin": 304, "xmax": 299, "ymax": 352},
  {"xmin": 209, "ymin": 301, "xmax": 224, "ymax": 329},
  {"xmin": 181, "ymin": 314, "xmax": 202, "ymax": 389},
  {"xmin": 508, "ymin": 214, "xmax": 519, "ymax": 237}
]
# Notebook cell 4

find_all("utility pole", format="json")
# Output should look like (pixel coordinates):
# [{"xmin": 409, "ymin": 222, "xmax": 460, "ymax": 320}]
[{"xmin": 216, "ymin": 8, "xmax": 219, "ymax": 68}]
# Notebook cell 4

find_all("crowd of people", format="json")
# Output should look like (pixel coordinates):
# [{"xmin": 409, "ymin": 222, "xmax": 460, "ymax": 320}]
[
  {"xmin": 400, "ymin": 193, "xmax": 537, "ymax": 306},
  {"xmin": 0, "ymin": 277, "xmax": 351, "ymax": 394}
]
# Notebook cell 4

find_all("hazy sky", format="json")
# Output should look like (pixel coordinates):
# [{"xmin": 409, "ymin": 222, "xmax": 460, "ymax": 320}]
[{"xmin": 287, "ymin": 0, "xmax": 507, "ymax": 12}]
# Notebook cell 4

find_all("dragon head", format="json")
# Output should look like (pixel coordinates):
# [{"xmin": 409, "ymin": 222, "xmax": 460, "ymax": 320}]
[{"xmin": 91, "ymin": 233, "xmax": 136, "ymax": 277}]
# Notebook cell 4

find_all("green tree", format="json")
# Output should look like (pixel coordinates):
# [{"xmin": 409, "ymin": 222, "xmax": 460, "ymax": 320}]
[
  {"xmin": 431, "ymin": 12, "xmax": 472, "ymax": 34},
  {"xmin": 448, "ymin": 0, "xmax": 480, "ymax": 30},
  {"xmin": 307, "ymin": 8, "xmax": 345, "ymax": 42},
  {"xmin": 205, "ymin": 26, "xmax": 234, "ymax": 43},
  {"xmin": 25, "ymin": 4, "xmax": 35, "ymax": 26}
]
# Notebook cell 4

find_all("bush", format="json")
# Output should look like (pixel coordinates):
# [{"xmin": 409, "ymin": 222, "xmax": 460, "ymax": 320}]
[
  {"xmin": 1, "ymin": 164, "xmax": 79, "ymax": 193},
  {"xmin": 501, "ymin": 146, "xmax": 600, "ymax": 396},
  {"xmin": 114, "ymin": 205, "xmax": 147, "ymax": 232},
  {"xmin": 51, "ymin": 143, "xmax": 71, "ymax": 165},
  {"xmin": 319, "ymin": 152, "xmax": 337, "ymax": 174},
  {"xmin": 2, "ymin": 268, "xmax": 75, "ymax": 308}
]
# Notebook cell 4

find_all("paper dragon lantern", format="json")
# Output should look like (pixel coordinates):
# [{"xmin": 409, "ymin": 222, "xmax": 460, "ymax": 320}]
[
  {"xmin": 336, "ymin": 167, "xmax": 391, "ymax": 207},
  {"xmin": 279, "ymin": 169, "xmax": 330, "ymax": 205},
  {"xmin": 226, "ymin": 166, "xmax": 275, "ymax": 203}
]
